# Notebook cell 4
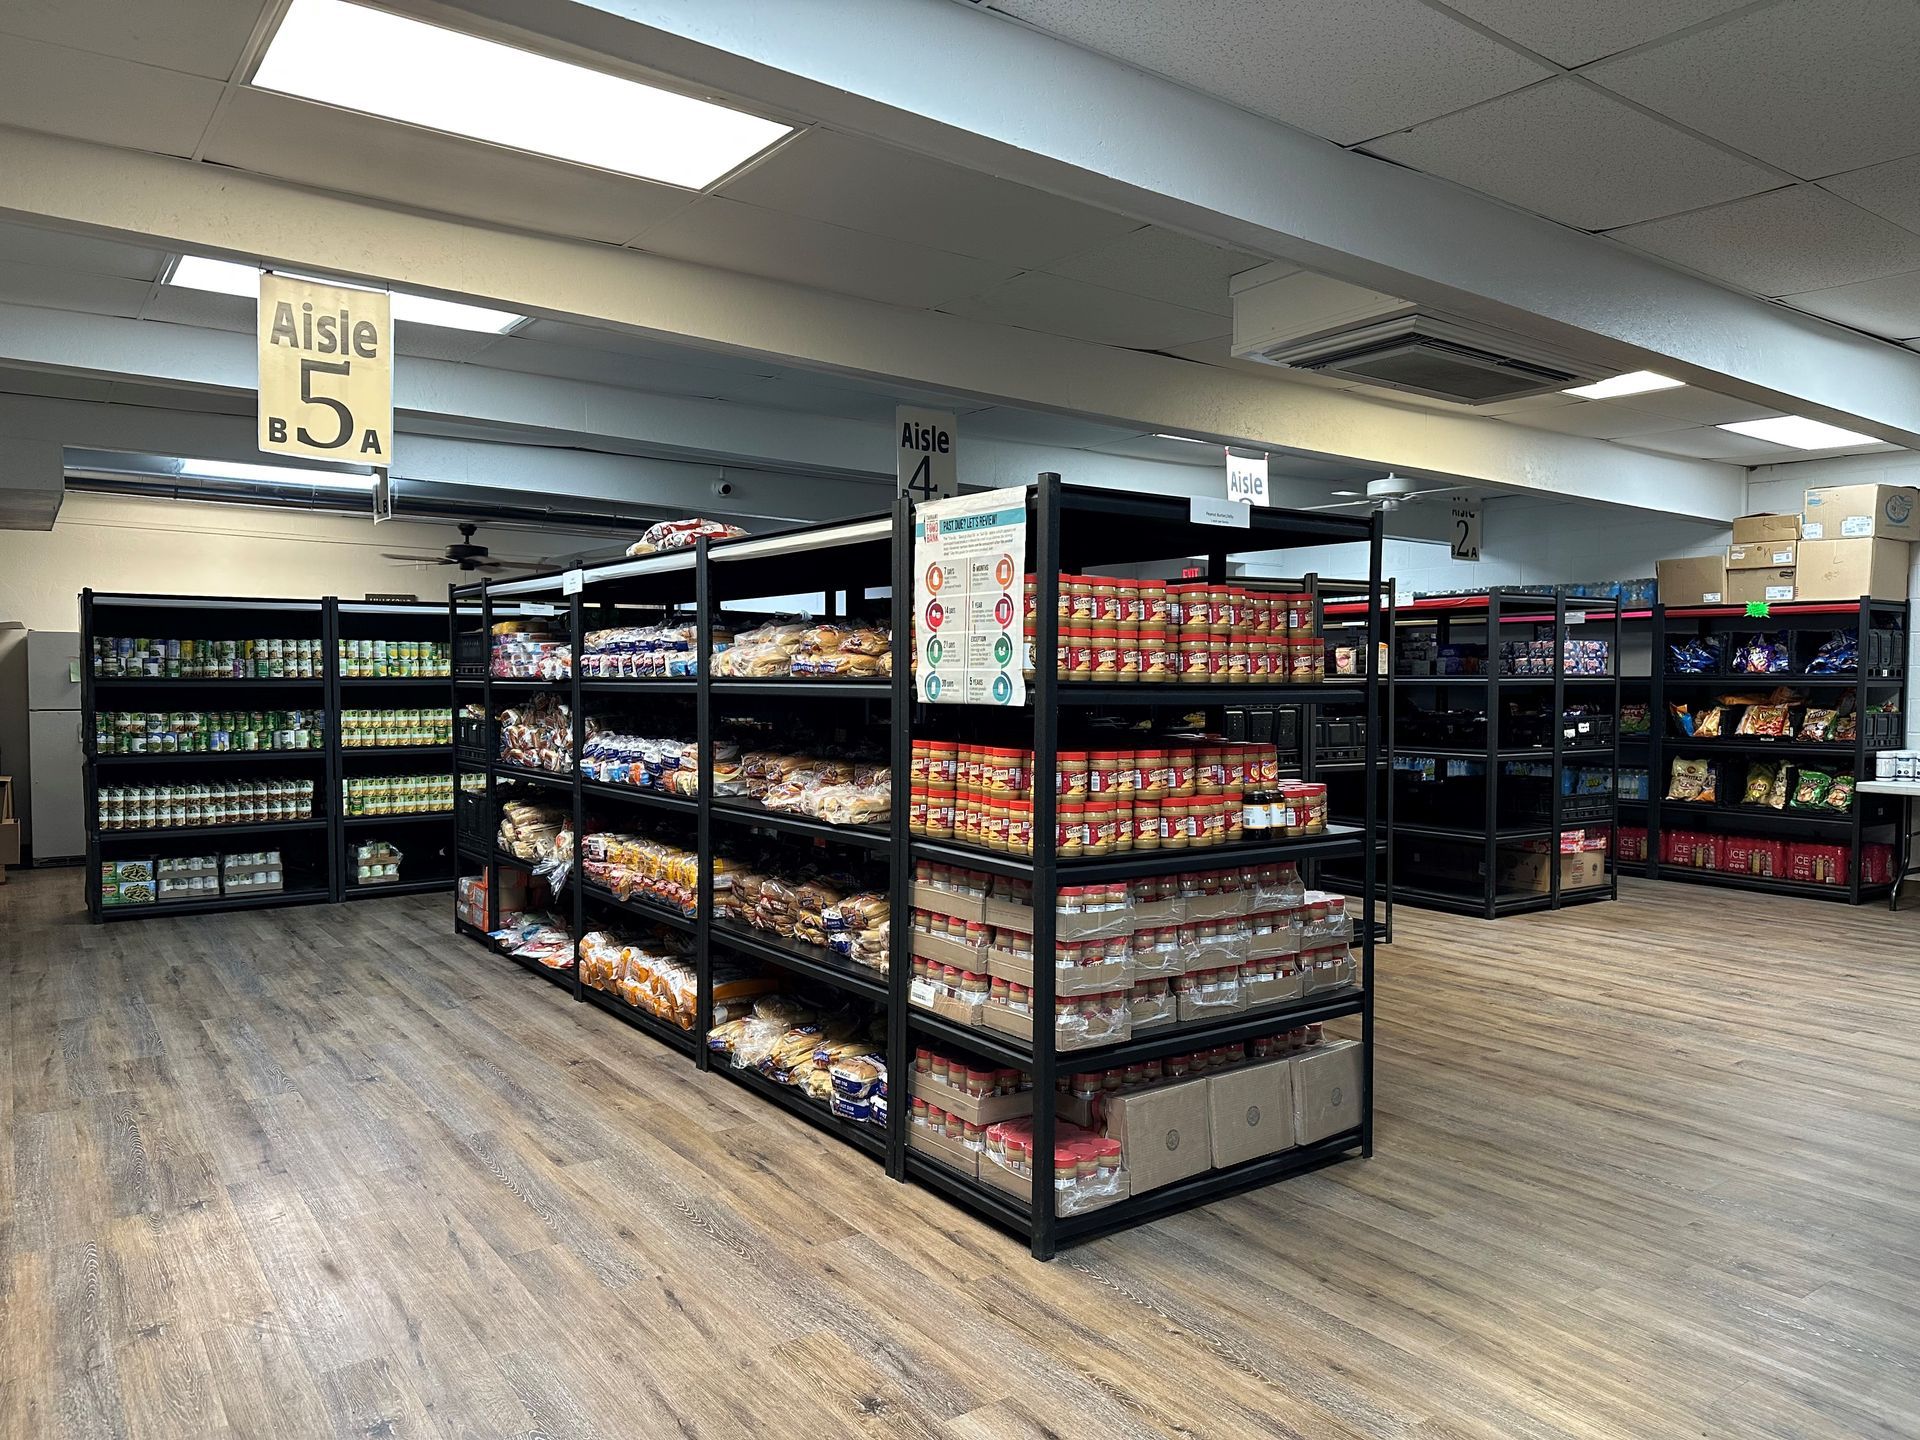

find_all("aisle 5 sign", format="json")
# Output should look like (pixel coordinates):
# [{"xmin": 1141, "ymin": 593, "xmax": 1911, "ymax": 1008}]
[{"xmin": 257, "ymin": 271, "xmax": 393, "ymax": 464}]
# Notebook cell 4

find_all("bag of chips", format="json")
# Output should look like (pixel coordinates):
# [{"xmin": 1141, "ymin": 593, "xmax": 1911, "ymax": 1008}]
[
  {"xmin": 1731, "ymin": 631, "xmax": 1788, "ymax": 675},
  {"xmin": 1792, "ymin": 769, "xmax": 1833, "ymax": 809},
  {"xmin": 1742, "ymin": 762, "xmax": 1777, "ymax": 806},
  {"xmin": 1825, "ymin": 774, "xmax": 1856, "ymax": 812},
  {"xmin": 1799, "ymin": 707, "xmax": 1838, "ymax": 742},
  {"xmin": 1736, "ymin": 704, "xmax": 1790, "ymax": 737},
  {"xmin": 1668, "ymin": 637, "xmax": 1722, "ymax": 675},
  {"xmin": 1669, "ymin": 702, "xmax": 1696, "ymax": 737},
  {"xmin": 1806, "ymin": 629, "xmax": 1858, "ymax": 675},
  {"xmin": 1666, "ymin": 757, "xmax": 1716, "ymax": 803},
  {"xmin": 1694, "ymin": 706, "xmax": 1726, "ymax": 738}
]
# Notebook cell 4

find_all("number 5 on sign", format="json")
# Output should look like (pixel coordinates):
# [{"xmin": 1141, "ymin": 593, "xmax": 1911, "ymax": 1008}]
[{"xmin": 257, "ymin": 271, "xmax": 393, "ymax": 464}]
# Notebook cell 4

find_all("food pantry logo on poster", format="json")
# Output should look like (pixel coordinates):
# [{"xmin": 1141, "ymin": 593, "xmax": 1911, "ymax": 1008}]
[{"xmin": 913, "ymin": 489, "xmax": 1026, "ymax": 706}]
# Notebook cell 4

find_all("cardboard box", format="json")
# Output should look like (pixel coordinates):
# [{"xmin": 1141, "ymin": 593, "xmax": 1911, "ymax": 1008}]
[
  {"xmin": 908, "ymin": 1124, "xmax": 980, "ymax": 1179},
  {"xmin": 1803, "ymin": 483, "xmax": 1920, "ymax": 542},
  {"xmin": 1655, "ymin": 555, "xmax": 1728, "ymax": 606},
  {"xmin": 1728, "ymin": 540, "xmax": 1798, "ymax": 570},
  {"xmin": 1293, "ymin": 1040, "xmax": 1365, "ymax": 1145},
  {"xmin": 909, "ymin": 1072, "xmax": 1033, "ymax": 1127},
  {"xmin": 913, "ymin": 930, "xmax": 988, "ymax": 974},
  {"xmin": 1105, "ymin": 1080, "xmax": 1212, "ymax": 1193},
  {"xmin": 1724, "ymin": 566, "xmax": 1796, "ymax": 605},
  {"xmin": 1793, "ymin": 537, "xmax": 1910, "ymax": 602},
  {"xmin": 1732, "ymin": 513, "xmax": 1802, "ymax": 544},
  {"xmin": 1207, "ymin": 1060, "xmax": 1297, "ymax": 1169},
  {"xmin": 1498, "ymin": 849, "xmax": 1607, "ymax": 894},
  {"xmin": 1242, "ymin": 969, "xmax": 1308, "ymax": 1010},
  {"xmin": 985, "ymin": 947, "xmax": 1134, "ymax": 998}
]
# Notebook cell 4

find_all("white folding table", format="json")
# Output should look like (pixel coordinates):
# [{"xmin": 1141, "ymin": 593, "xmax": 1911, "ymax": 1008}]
[{"xmin": 1859, "ymin": 779, "xmax": 1920, "ymax": 911}]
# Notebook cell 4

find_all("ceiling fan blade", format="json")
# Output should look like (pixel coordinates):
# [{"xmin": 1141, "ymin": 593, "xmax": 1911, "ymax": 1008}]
[
  {"xmin": 379, "ymin": 551, "xmax": 443, "ymax": 562},
  {"xmin": 1302, "ymin": 499, "xmax": 1376, "ymax": 511}
]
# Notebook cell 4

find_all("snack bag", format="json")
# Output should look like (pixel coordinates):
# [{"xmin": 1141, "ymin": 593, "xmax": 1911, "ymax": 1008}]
[
  {"xmin": 1668, "ymin": 702, "xmax": 1696, "ymax": 738},
  {"xmin": 1791, "ymin": 769, "xmax": 1833, "ymax": 809},
  {"xmin": 1741, "ymin": 762, "xmax": 1776, "ymax": 807},
  {"xmin": 1766, "ymin": 766, "xmax": 1789, "ymax": 810},
  {"xmin": 1799, "ymin": 708, "xmax": 1838, "ymax": 742},
  {"xmin": 1736, "ymin": 704, "xmax": 1789, "ymax": 738},
  {"xmin": 1665, "ymin": 757, "xmax": 1712, "ymax": 803},
  {"xmin": 1824, "ymin": 775, "xmax": 1856, "ymax": 812},
  {"xmin": 1694, "ymin": 706, "xmax": 1725, "ymax": 739}
]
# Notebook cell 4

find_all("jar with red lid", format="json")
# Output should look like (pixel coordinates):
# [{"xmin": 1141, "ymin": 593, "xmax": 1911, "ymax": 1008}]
[
  {"xmin": 1157, "ymin": 799, "xmax": 1190, "ymax": 849},
  {"xmin": 1116, "ymin": 581, "xmax": 1143, "ymax": 626},
  {"xmin": 1089, "ymin": 576, "xmax": 1120, "ymax": 623},
  {"xmin": 1168, "ymin": 747, "xmax": 1198, "ymax": 796},
  {"xmin": 1090, "ymin": 627, "xmax": 1122, "ymax": 680},
  {"xmin": 1064, "ymin": 575, "xmax": 1095, "ymax": 622},
  {"xmin": 1115, "ymin": 633, "xmax": 1143, "ymax": 683},
  {"xmin": 1085, "ymin": 801, "xmax": 1120, "ymax": 856},
  {"xmin": 908, "ymin": 785, "xmax": 929, "ymax": 834},
  {"xmin": 927, "ymin": 741, "xmax": 958, "ymax": 786},
  {"xmin": 1056, "ymin": 800, "xmax": 1088, "ymax": 856},
  {"xmin": 1137, "ymin": 582, "xmax": 1171, "ymax": 630},
  {"xmin": 1196, "ymin": 748, "xmax": 1227, "ymax": 795},
  {"xmin": 1131, "ymin": 796, "xmax": 1162, "ymax": 849},
  {"xmin": 1225, "ymin": 646, "xmax": 1253, "ymax": 684},
  {"xmin": 1177, "ymin": 636, "xmax": 1210, "ymax": 683},
  {"xmin": 1006, "ymin": 799, "xmax": 1033, "ymax": 854},
  {"xmin": 925, "ymin": 789, "xmax": 955, "ymax": 839},
  {"xmin": 1057, "ymin": 751, "xmax": 1090, "ymax": 797},
  {"xmin": 1086, "ymin": 750, "xmax": 1123, "ymax": 796},
  {"xmin": 910, "ymin": 740, "xmax": 932, "ymax": 785}
]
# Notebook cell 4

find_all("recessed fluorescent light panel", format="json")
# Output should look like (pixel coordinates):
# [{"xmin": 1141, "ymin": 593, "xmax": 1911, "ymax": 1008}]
[
  {"xmin": 183, "ymin": 458, "xmax": 376, "ymax": 489},
  {"xmin": 1563, "ymin": 371, "xmax": 1685, "ymax": 399},
  {"xmin": 1716, "ymin": 416, "xmax": 1880, "ymax": 450},
  {"xmin": 253, "ymin": 0, "xmax": 794, "ymax": 189},
  {"xmin": 168, "ymin": 254, "xmax": 523, "ymax": 334}
]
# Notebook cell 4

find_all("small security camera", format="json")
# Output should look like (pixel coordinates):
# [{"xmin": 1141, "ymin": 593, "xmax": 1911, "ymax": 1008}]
[{"xmin": 712, "ymin": 478, "xmax": 735, "ymax": 497}]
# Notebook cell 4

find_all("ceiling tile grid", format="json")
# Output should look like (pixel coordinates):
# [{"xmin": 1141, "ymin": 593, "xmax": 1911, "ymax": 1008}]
[
  {"xmin": 1432, "ymin": 0, "xmax": 1758, "ymax": 69},
  {"xmin": 1362, "ymin": 77, "xmax": 1783, "ymax": 230}
]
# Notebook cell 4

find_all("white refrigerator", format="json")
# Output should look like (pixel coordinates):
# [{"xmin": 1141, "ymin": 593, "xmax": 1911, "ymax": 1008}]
[{"xmin": 27, "ymin": 630, "xmax": 85, "ymax": 863}]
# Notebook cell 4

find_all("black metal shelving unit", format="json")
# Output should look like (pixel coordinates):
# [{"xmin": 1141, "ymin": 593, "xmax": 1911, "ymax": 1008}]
[
  {"xmin": 446, "ymin": 481, "xmax": 1383, "ymax": 1259},
  {"xmin": 1384, "ymin": 590, "xmax": 1622, "ymax": 919},
  {"xmin": 1643, "ymin": 597, "xmax": 1907, "ymax": 904},
  {"xmin": 333, "ymin": 600, "xmax": 456, "ymax": 902},
  {"xmin": 82, "ymin": 591, "xmax": 336, "ymax": 922},
  {"xmin": 1316, "ymin": 576, "xmax": 1395, "ymax": 944}
]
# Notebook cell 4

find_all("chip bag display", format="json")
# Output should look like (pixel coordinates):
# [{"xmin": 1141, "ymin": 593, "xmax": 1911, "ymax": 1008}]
[
  {"xmin": 1791, "ymin": 769, "xmax": 1833, "ymax": 809},
  {"xmin": 1666, "ymin": 757, "xmax": 1717, "ymax": 803}
]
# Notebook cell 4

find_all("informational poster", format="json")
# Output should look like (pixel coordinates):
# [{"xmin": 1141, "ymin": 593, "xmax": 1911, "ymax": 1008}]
[
  {"xmin": 914, "ymin": 486, "xmax": 1027, "ymax": 705},
  {"xmin": 258, "ymin": 270, "xmax": 393, "ymax": 464}
]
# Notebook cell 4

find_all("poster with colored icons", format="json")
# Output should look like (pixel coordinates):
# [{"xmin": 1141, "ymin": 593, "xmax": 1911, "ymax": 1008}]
[{"xmin": 913, "ymin": 486, "xmax": 1028, "ymax": 706}]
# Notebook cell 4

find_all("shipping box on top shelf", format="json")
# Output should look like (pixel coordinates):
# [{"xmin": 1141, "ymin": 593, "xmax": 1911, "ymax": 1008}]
[
  {"xmin": 1728, "ymin": 540, "xmax": 1798, "ymax": 570},
  {"xmin": 1655, "ymin": 555, "xmax": 1728, "ymax": 605},
  {"xmin": 1725, "ymin": 566, "xmax": 1797, "ymax": 605},
  {"xmin": 1732, "ymin": 513, "xmax": 1802, "ymax": 544},
  {"xmin": 1794, "ymin": 537, "xmax": 1911, "ymax": 602},
  {"xmin": 1802, "ymin": 484, "xmax": 1920, "ymax": 542}
]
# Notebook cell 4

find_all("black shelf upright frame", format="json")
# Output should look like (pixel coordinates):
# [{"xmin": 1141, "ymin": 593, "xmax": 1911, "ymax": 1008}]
[{"xmin": 1646, "ymin": 596, "xmax": 1907, "ymax": 903}]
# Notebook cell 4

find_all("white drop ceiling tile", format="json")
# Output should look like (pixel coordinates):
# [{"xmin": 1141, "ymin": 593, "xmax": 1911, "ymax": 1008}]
[
  {"xmin": 0, "ymin": 0, "xmax": 263, "ymax": 80},
  {"xmin": 393, "ymin": 323, "xmax": 506, "ymax": 364},
  {"xmin": 1607, "ymin": 186, "xmax": 1920, "ymax": 297},
  {"xmin": 0, "ymin": 260, "xmax": 152, "ymax": 318},
  {"xmin": 963, "ymin": 407, "xmax": 1142, "ymax": 449},
  {"xmin": 1504, "ymin": 401, "xmax": 1694, "ymax": 440},
  {"xmin": 1585, "ymin": 0, "xmax": 1920, "ymax": 179},
  {"xmin": 1438, "ymin": 0, "xmax": 1755, "ymax": 67},
  {"xmin": 203, "ymin": 91, "xmax": 699, "ymax": 246},
  {"xmin": 633, "ymin": 197, "xmax": 1021, "ymax": 310},
  {"xmin": 1779, "ymin": 270, "xmax": 1920, "ymax": 340},
  {"xmin": 1616, "ymin": 427, "xmax": 1794, "ymax": 462},
  {"xmin": 1473, "ymin": 392, "xmax": 1585, "ymax": 416},
  {"xmin": 939, "ymin": 273, "xmax": 1230, "ymax": 350},
  {"xmin": 0, "ymin": 220, "xmax": 168, "ymax": 282},
  {"xmin": 1363, "ymin": 78, "xmax": 1780, "ymax": 230},
  {"xmin": 1604, "ymin": 386, "xmax": 1780, "ymax": 426},
  {"xmin": 1821, "ymin": 153, "xmax": 1920, "ymax": 234},
  {"xmin": 1044, "ymin": 227, "xmax": 1268, "ymax": 315},
  {"xmin": 992, "ymin": 0, "xmax": 1550, "ymax": 145},
  {"xmin": 0, "ymin": 35, "xmax": 222, "ymax": 157},
  {"xmin": 716, "ymin": 127, "xmax": 1143, "ymax": 270},
  {"xmin": 139, "ymin": 286, "xmax": 253, "ymax": 332},
  {"xmin": 477, "ymin": 335, "xmax": 773, "ymax": 400}
]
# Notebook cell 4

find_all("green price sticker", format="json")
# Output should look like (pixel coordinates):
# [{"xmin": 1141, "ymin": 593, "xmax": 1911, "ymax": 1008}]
[{"xmin": 1744, "ymin": 601, "xmax": 1770, "ymax": 618}]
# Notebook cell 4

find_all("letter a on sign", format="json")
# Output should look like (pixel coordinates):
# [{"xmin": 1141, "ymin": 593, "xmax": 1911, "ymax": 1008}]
[{"xmin": 258, "ymin": 270, "xmax": 394, "ymax": 464}]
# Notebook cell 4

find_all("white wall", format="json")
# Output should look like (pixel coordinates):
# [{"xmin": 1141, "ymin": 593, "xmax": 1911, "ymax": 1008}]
[{"xmin": 0, "ymin": 493, "xmax": 614, "ymax": 632}]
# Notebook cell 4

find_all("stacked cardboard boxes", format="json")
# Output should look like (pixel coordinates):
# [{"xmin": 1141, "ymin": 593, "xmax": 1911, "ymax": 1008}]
[{"xmin": 1656, "ymin": 485, "xmax": 1915, "ymax": 607}]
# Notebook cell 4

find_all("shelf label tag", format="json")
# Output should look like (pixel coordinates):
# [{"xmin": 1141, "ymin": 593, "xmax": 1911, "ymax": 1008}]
[
  {"xmin": 562, "ymin": 568, "xmax": 584, "ymax": 597},
  {"xmin": 1191, "ymin": 497, "xmax": 1250, "ymax": 528},
  {"xmin": 1225, "ymin": 450, "xmax": 1269, "ymax": 506},
  {"xmin": 914, "ymin": 487, "xmax": 1026, "ymax": 705},
  {"xmin": 1745, "ymin": 601, "xmax": 1770, "ymax": 617},
  {"xmin": 258, "ymin": 270, "xmax": 392, "ymax": 465},
  {"xmin": 897, "ymin": 406, "xmax": 958, "ymax": 500}
]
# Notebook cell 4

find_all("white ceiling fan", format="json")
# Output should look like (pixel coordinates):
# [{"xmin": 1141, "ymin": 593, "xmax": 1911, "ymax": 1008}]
[{"xmin": 1307, "ymin": 474, "xmax": 1461, "ymax": 513}]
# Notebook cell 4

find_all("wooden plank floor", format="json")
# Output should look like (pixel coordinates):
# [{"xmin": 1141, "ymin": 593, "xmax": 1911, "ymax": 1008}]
[{"xmin": 4, "ymin": 868, "xmax": 1919, "ymax": 1439}]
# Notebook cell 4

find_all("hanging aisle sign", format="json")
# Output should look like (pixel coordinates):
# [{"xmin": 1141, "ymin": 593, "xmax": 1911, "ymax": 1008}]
[
  {"xmin": 1225, "ymin": 450, "xmax": 1270, "ymax": 506},
  {"xmin": 258, "ymin": 271, "xmax": 393, "ymax": 464},
  {"xmin": 914, "ymin": 486, "xmax": 1027, "ymax": 706},
  {"xmin": 897, "ymin": 406, "xmax": 959, "ymax": 500}
]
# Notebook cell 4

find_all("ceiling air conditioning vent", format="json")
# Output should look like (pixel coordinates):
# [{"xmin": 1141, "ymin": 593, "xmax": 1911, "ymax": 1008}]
[{"xmin": 1228, "ymin": 265, "xmax": 1601, "ymax": 405}]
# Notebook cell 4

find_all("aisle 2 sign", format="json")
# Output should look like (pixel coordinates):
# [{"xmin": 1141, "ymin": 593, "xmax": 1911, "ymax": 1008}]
[
  {"xmin": 258, "ymin": 271, "xmax": 393, "ymax": 465},
  {"xmin": 897, "ymin": 406, "xmax": 958, "ymax": 500}
]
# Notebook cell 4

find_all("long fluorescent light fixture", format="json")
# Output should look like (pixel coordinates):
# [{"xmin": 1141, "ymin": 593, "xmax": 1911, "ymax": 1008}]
[
  {"xmin": 169, "ymin": 254, "xmax": 523, "ymax": 334},
  {"xmin": 1563, "ymin": 371, "xmax": 1684, "ymax": 399},
  {"xmin": 181, "ymin": 458, "xmax": 377, "ymax": 490},
  {"xmin": 1716, "ymin": 415, "xmax": 1880, "ymax": 450},
  {"xmin": 253, "ymin": 0, "xmax": 793, "ymax": 190}
]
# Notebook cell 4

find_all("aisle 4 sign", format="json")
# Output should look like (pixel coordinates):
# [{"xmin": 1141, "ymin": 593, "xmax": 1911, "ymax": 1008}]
[
  {"xmin": 258, "ymin": 271, "xmax": 393, "ymax": 464},
  {"xmin": 897, "ymin": 406, "xmax": 958, "ymax": 500}
]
